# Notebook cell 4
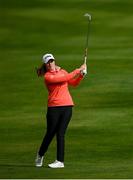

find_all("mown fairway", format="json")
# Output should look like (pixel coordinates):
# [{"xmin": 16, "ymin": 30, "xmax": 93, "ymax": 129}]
[{"xmin": 0, "ymin": 0, "xmax": 133, "ymax": 178}]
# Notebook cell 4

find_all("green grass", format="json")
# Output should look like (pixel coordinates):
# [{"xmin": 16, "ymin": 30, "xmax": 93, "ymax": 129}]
[{"xmin": 0, "ymin": 0, "xmax": 133, "ymax": 178}]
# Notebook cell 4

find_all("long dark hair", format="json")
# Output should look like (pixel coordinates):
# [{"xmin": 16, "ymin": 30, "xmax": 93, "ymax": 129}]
[{"xmin": 36, "ymin": 64, "xmax": 47, "ymax": 77}]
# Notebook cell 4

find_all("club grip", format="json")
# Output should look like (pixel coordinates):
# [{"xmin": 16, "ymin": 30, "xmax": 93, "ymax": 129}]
[{"xmin": 84, "ymin": 56, "xmax": 87, "ymax": 64}]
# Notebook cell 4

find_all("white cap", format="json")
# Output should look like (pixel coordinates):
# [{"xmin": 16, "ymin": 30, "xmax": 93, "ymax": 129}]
[{"xmin": 42, "ymin": 53, "xmax": 55, "ymax": 64}]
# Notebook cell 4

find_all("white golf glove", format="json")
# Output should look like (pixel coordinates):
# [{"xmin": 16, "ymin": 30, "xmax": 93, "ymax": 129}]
[{"xmin": 81, "ymin": 68, "xmax": 87, "ymax": 76}]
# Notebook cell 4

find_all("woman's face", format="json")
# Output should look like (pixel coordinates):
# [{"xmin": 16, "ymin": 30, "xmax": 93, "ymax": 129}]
[{"xmin": 45, "ymin": 59, "xmax": 56, "ymax": 71}]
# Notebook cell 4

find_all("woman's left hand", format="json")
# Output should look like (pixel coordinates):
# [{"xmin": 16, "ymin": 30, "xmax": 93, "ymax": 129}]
[{"xmin": 79, "ymin": 63, "xmax": 87, "ymax": 76}]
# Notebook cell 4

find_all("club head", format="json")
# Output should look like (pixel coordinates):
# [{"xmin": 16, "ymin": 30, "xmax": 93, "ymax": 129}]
[{"xmin": 84, "ymin": 13, "xmax": 92, "ymax": 21}]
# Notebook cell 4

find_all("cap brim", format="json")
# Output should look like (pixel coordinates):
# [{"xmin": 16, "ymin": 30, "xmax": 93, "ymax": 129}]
[{"xmin": 45, "ymin": 58, "xmax": 54, "ymax": 64}]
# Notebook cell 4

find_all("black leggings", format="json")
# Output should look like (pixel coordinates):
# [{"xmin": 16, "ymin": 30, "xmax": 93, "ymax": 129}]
[{"xmin": 38, "ymin": 106, "xmax": 72, "ymax": 162}]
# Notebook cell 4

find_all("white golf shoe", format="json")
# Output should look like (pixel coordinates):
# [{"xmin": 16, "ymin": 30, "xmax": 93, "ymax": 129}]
[
  {"xmin": 35, "ymin": 154, "xmax": 44, "ymax": 167},
  {"xmin": 48, "ymin": 160, "xmax": 64, "ymax": 168}
]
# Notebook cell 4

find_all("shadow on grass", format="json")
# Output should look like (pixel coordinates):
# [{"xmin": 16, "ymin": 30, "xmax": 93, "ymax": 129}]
[
  {"xmin": 0, "ymin": 164, "xmax": 50, "ymax": 169},
  {"xmin": 0, "ymin": 164, "xmax": 36, "ymax": 168}
]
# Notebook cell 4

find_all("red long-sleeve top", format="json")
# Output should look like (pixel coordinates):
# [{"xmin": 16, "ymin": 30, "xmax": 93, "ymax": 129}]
[{"xmin": 44, "ymin": 68, "xmax": 83, "ymax": 107}]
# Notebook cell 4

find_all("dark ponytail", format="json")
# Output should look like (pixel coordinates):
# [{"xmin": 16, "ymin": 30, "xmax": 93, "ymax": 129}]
[{"xmin": 36, "ymin": 64, "xmax": 47, "ymax": 77}]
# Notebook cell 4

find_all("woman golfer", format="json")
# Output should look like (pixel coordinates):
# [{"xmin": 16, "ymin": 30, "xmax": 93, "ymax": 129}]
[{"xmin": 35, "ymin": 53, "xmax": 87, "ymax": 168}]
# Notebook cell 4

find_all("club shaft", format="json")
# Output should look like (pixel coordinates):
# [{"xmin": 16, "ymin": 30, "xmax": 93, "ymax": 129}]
[
  {"xmin": 84, "ymin": 17, "xmax": 91, "ymax": 63},
  {"xmin": 85, "ymin": 21, "xmax": 90, "ymax": 49}
]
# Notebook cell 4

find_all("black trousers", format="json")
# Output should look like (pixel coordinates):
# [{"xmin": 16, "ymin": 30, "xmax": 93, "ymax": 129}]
[{"xmin": 38, "ymin": 106, "xmax": 72, "ymax": 162}]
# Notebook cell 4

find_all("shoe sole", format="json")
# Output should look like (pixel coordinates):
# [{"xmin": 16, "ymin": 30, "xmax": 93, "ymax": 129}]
[
  {"xmin": 35, "ymin": 164, "xmax": 43, "ymax": 167},
  {"xmin": 48, "ymin": 165, "xmax": 64, "ymax": 168}
]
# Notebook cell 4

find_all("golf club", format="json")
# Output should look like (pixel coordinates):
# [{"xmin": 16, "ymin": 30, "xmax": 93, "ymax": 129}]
[{"xmin": 84, "ymin": 13, "xmax": 92, "ymax": 64}]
